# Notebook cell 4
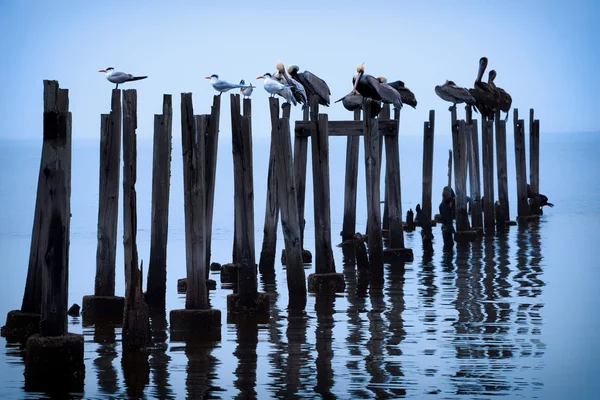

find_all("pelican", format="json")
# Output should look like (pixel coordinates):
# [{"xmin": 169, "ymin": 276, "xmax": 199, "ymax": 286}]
[
  {"xmin": 276, "ymin": 62, "xmax": 307, "ymax": 108},
  {"xmin": 257, "ymin": 73, "xmax": 296, "ymax": 105},
  {"xmin": 206, "ymin": 74, "xmax": 248, "ymax": 95},
  {"xmin": 488, "ymin": 70, "xmax": 512, "ymax": 121},
  {"xmin": 379, "ymin": 77, "xmax": 418, "ymax": 108},
  {"xmin": 434, "ymin": 80, "xmax": 477, "ymax": 111},
  {"xmin": 352, "ymin": 65, "xmax": 402, "ymax": 110},
  {"xmin": 98, "ymin": 67, "xmax": 147, "ymax": 89},
  {"xmin": 239, "ymin": 79, "xmax": 254, "ymax": 99},
  {"xmin": 468, "ymin": 57, "xmax": 498, "ymax": 119},
  {"xmin": 287, "ymin": 64, "xmax": 330, "ymax": 106},
  {"xmin": 335, "ymin": 92, "xmax": 382, "ymax": 117}
]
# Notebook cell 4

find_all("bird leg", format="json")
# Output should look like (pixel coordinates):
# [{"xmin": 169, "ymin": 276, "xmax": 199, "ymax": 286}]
[
  {"xmin": 115, "ymin": 83, "xmax": 119, "ymax": 89},
  {"xmin": 504, "ymin": 111, "xmax": 510, "ymax": 122}
]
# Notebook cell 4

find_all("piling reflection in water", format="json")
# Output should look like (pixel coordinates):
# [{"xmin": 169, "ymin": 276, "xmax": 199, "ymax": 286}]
[
  {"xmin": 148, "ymin": 310, "xmax": 174, "ymax": 399},
  {"xmin": 233, "ymin": 319, "xmax": 259, "ymax": 398},
  {"xmin": 92, "ymin": 324, "xmax": 119, "ymax": 396},
  {"xmin": 384, "ymin": 261, "xmax": 407, "ymax": 398},
  {"xmin": 314, "ymin": 295, "xmax": 335, "ymax": 398},
  {"xmin": 121, "ymin": 350, "xmax": 150, "ymax": 399}
]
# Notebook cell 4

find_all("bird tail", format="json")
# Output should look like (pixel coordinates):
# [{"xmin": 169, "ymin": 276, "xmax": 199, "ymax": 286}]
[
  {"xmin": 130, "ymin": 76, "xmax": 148, "ymax": 82},
  {"xmin": 546, "ymin": 202, "xmax": 554, "ymax": 208}
]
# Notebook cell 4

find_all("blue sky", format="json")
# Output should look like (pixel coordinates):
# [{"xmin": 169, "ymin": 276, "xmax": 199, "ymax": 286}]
[{"xmin": 0, "ymin": 0, "xmax": 598, "ymax": 140}]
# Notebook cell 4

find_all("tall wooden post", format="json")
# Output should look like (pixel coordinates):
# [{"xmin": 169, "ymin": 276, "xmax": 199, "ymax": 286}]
[
  {"xmin": 271, "ymin": 98, "xmax": 307, "ymax": 310},
  {"xmin": 121, "ymin": 89, "xmax": 151, "ymax": 350},
  {"xmin": 421, "ymin": 110, "xmax": 435, "ymax": 220},
  {"xmin": 481, "ymin": 117, "xmax": 495, "ymax": 235},
  {"xmin": 380, "ymin": 105, "xmax": 390, "ymax": 232},
  {"xmin": 529, "ymin": 109, "xmax": 541, "ymax": 215},
  {"xmin": 513, "ymin": 109, "xmax": 529, "ymax": 219},
  {"xmin": 294, "ymin": 99, "xmax": 311, "ymax": 250},
  {"xmin": 205, "ymin": 96, "xmax": 221, "ymax": 275},
  {"xmin": 466, "ymin": 107, "xmax": 483, "ymax": 230},
  {"xmin": 362, "ymin": 100, "xmax": 383, "ymax": 274},
  {"xmin": 147, "ymin": 95, "xmax": 172, "ymax": 309},
  {"xmin": 341, "ymin": 109, "xmax": 361, "ymax": 240},
  {"xmin": 384, "ymin": 108, "xmax": 405, "ymax": 250},
  {"xmin": 495, "ymin": 111, "xmax": 510, "ymax": 221},
  {"xmin": 452, "ymin": 120, "xmax": 470, "ymax": 233}
]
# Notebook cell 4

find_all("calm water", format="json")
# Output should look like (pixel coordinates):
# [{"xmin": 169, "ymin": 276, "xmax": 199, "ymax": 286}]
[{"xmin": 0, "ymin": 128, "xmax": 598, "ymax": 399}]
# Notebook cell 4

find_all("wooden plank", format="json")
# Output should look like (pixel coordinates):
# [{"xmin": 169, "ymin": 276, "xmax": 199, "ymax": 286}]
[
  {"xmin": 495, "ymin": 112, "xmax": 510, "ymax": 221},
  {"xmin": 231, "ymin": 94, "xmax": 257, "ymax": 304},
  {"xmin": 295, "ymin": 120, "xmax": 397, "ymax": 137},
  {"xmin": 341, "ymin": 109, "xmax": 361, "ymax": 240},
  {"xmin": 452, "ymin": 120, "xmax": 470, "ymax": 232},
  {"xmin": 181, "ymin": 93, "xmax": 208, "ymax": 309},
  {"xmin": 467, "ymin": 118, "xmax": 483, "ymax": 229},
  {"xmin": 513, "ymin": 109, "xmax": 529, "ymax": 218},
  {"xmin": 205, "ymin": 96, "xmax": 221, "ymax": 276},
  {"xmin": 421, "ymin": 110, "xmax": 435, "ymax": 220},
  {"xmin": 362, "ymin": 101, "xmax": 383, "ymax": 274},
  {"xmin": 39, "ymin": 109, "xmax": 71, "ymax": 336},
  {"xmin": 94, "ymin": 89, "xmax": 121, "ymax": 296},
  {"xmin": 482, "ymin": 117, "xmax": 495, "ymax": 234},
  {"xmin": 272, "ymin": 99, "xmax": 307, "ymax": 310},
  {"xmin": 384, "ymin": 109, "xmax": 404, "ymax": 249},
  {"xmin": 147, "ymin": 95, "xmax": 172, "ymax": 308},
  {"xmin": 311, "ymin": 113, "xmax": 335, "ymax": 273}
]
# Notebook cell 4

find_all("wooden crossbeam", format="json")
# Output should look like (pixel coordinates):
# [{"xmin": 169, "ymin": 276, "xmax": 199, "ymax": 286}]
[{"xmin": 294, "ymin": 119, "xmax": 397, "ymax": 137}]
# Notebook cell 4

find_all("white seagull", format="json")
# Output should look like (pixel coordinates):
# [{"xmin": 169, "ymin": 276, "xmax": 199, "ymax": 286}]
[
  {"xmin": 257, "ymin": 72, "xmax": 296, "ymax": 105},
  {"xmin": 239, "ymin": 79, "xmax": 254, "ymax": 99},
  {"xmin": 98, "ymin": 67, "xmax": 147, "ymax": 89},
  {"xmin": 205, "ymin": 74, "xmax": 248, "ymax": 95}
]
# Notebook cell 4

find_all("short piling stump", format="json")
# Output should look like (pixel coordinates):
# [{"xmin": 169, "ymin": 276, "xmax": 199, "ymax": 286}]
[
  {"xmin": 1, "ymin": 310, "xmax": 40, "ymax": 341},
  {"xmin": 210, "ymin": 262, "xmax": 222, "ymax": 271},
  {"xmin": 24, "ymin": 333, "xmax": 85, "ymax": 393},
  {"xmin": 383, "ymin": 248, "xmax": 414, "ymax": 263},
  {"xmin": 169, "ymin": 309, "xmax": 221, "ymax": 341},
  {"xmin": 81, "ymin": 295, "xmax": 124, "ymax": 322},
  {"xmin": 177, "ymin": 278, "xmax": 217, "ymax": 293},
  {"xmin": 281, "ymin": 249, "xmax": 312, "ymax": 265},
  {"xmin": 220, "ymin": 263, "xmax": 238, "ymax": 283},
  {"xmin": 307, "ymin": 273, "xmax": 345, "ymax": 293},
  {"xmin": 226, "ymin": 293, "xmax": 270, "ymax": 316},
  {"xmin": 454, "ymin": 230, "xmax": 479, "ymax": 242}
]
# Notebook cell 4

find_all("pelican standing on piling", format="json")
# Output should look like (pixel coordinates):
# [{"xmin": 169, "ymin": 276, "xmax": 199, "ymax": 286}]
[
  {"xmin": 257, "ymin": 73, "xmax": 296, "ymax": 105},
  {"xmin": 469, "ymin": 57, "xmax": 498, "ymax": 119},
  {"xmin": 434, "ymin": 80, "xmax": 477, "ymax": 111},
  {"xmin": 98, "ymin": 67, "xmax": 147, "ymax": 89},
  {"xmin": 382, "ymin": 78, "xmax": 418, "ymax": 109},
  {"xmin": 277, "ymin": 62, "xmax": 308, "ymax": 107},
  {"xmin": 206, "ymin": 74, "xmax": 248, "ymax": 95},
  {"xmin": 352, "ymin": 65, "xmax": 402, "ymax": 110},
  {"xmin": 488, "ymin": 70, "xmax": 512, "ymax": 121},
  {"xmin": 287, "ymin": 64, "xmax": 331, "ymax": 106}
]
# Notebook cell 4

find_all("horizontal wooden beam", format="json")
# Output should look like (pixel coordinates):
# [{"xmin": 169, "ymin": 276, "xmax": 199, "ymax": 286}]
[{"xmin": 294, "ymin": 119, "xmax": 397, "ymax": 137}]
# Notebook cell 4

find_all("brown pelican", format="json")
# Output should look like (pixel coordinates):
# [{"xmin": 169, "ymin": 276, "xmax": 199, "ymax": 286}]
[
  {"xmin": 434, "ymin": 80, "xmax": 477, "ymax": 111},
  {"xmin": 288, "ymin": 64, "xmax": 331, "ymax": 106},
  {"xmin": 257, "ymin": 73, "xmax": 296, "ymax": 105},
  {"xmin": 99, "ymin": 67, "xmax": 147, "ymax": 89},
  {"xmin": 276, "ymin": 62, "xmax": 308, "ymax": 107},
  {"xmin": 334, "ymin": 92, "xmax": 382, "ymax": 116},
  {"xmin": 488, "ymin": 70, "xmax": 512, "ymax": 121},
  {"xmin": 352, "ymin": 65, "xmax": 402, "ymax": 110},
  {"xmin": 468, "ymin": 57, "xmax": 498, "ymax": 119},
  {"xmin": 379, "ymin": 77, "xmax": 418, "ymax": 108}
]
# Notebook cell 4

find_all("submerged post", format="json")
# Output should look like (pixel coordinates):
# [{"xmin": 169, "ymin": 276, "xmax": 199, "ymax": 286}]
[
  {"xmin": 147, "ymin": 95, "xmax": 173, "ymax": 309},
  {"xmin": 421, "ymin": 110, "xmax": 435, "ymax": 221},
  {"xmin": 341, "ymin": 109, "xmax": 361, "ymax": 241},
  {"xmin": 495, "ymin": 111, "xmax": 510, "ymax": 222},
  {"xmin": 513, "ymin": 109, "xmax": 529, "ymax": 219}
]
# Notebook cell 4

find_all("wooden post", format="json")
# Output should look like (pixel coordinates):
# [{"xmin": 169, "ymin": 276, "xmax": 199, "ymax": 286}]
[
  {"xmin": 231, "ymin": 94, "xmax": 257, "ymax": 304},
  {"xmin": 181, "ymin": 93, "xmax": 208, "ymax": 310},
  {"xmin": 381, "ymin": 105, "xmax": 390, "ymax": 232},
  {"xmin": 466, "ymin": 110, "xmax": 483, "ymax": 230},
  {"xmin": 448, "ymin": 106, "xmax": 457, "ymax": 190},
  {"xmin": 258, "ymin": 101, "xmax": 281, "ymax": 275},
  {"xmin": 39, "ymin": 108, "xmax": 71, "ymax": 336},
  {"xmin": 421, "ymin": 110, "xmax": 435, "ymax": 221},
  {"xmin": 147, "ymin": 95, "xmax": 172, "ymax": 309},
  {"xmin": 481, "ymin": 117, "xmax": 495, "ymax": 235},
  {"xmin": 341, "ymin": 109, "xmax": 361, "ymax": 240},
  {"xmin": 271, "ymin": 98, "xmax": 307, "ymax": 310},
  {"xmin": 205, "ymin": 96, "xmax": 221, "ymax": 275},
  {"xmin": 529, "ymin": 109, "xmax": 541, "ymax": 215},
  {"xmin": 452, "ymin": 120, "xmax": 470, "ymax": 233},
  {"xmin": 384, "ymin": 108, "xmax": 405, "ymax": 250},
  {"xmin": 362, "ymin": 100, "xmax": 383, "ymax": 274},
  {"xmin": 513, "ymin": 109, "xmax": 529, "ymax": 219},
  {"xmin": 94, "ymin": 89, "xmax": 121, "ymax": 297},
  {"xmin": 294, "ymin": 98, "xmax": 312, "ymax": 250},
  {"xmin": 447, "ymin": 150, "xmax": 452, "ymax": 190},
  {"xmin": 121, "ymin": 89, "xmax": 151, "ymax": 350},
  {"xmin": 495, "ymin": 111, "xmax": 510, "ymax": 221}
]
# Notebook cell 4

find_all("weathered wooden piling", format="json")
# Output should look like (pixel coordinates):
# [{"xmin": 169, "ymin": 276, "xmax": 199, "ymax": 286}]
[
  {"xmin": 294, "ymin": 99, "xmax": 311, "ymax": 252},
  {"xmin": 529, "ymin": 109, "xmax": 541, "ymax": 215},
  {"xmin": 307, "ymin": 111, "xmax": 345, "ymax": 293},
  {"xmin": 495, "ymin": 111, "xmax": 510, "ymax": 222},
  {"xmin": 82, "ymin": 89, "xmax": 125, "ymax": 321},
  {"xmin": 513, "ymin": 109, "xmax": 529, "ymax": 219},
  {"xmin": 205, "ymin": 96, "xmax": 221, "ymax": 274},
  {"xmin": 452, "ymin": 120, "xmax": 477, "ymax": 240},
  {"xmin": 447, "ymin": 150, "xmax": 453, "ymax": 191},
  {"xmin": 421, "ymin": 110, "xmax": 435, "ymax": 221},
  {"xmin": 481, "ymin": 117, "xmax": 495, "ymax": 234},
  {"xmin": 381, "ymin": 105, "xmax": 390, "ymax": 232},
  {"xmin": 170, "ymin": 93, "xmax": 220, "ymax": 338},
  {"xmin": 121, "ymin": 90, "xmax": 152, "ymax": 351},
  {"xmin": 271, "ymin": 98, "xmax": 307, "ymax": 310},
  {"xmin": 228, "ymin": 95, "xmax": 269, "ymax": 314},
  {"xmin": 362, "ymin": 100, "xmax": 383, "ymax": 274},
  {"xmin": 466, "ymin": 107, "xmax": 483, "ymax": 231},
  {"xmin": 341, "ymin": 109, "xmax": 361, "ymax": 240},
  {"xmin": 147, "ymin": 95, "xmax": 173, "ymax": 309}
]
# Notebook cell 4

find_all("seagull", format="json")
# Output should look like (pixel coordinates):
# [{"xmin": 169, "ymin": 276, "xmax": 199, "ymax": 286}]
[
  {"xmin": 98, "ymin": 67, "xmax": 147, "ymax": 89},
  {"xmin": 205, "ymin": 74, "xmax": 248, "ymax": 95},
  {"xmin": 257, "ymin": 73, "xmax": 296, "ymax": 105},
  {"xmin": 239, "ymin": 79, "xmax": 254, "ymax": 99}
]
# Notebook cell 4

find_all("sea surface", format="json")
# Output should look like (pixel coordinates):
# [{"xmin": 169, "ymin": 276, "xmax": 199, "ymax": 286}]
[{"xmin": 0, "ymin": 128, "xmax": 598, "ymax": 399}]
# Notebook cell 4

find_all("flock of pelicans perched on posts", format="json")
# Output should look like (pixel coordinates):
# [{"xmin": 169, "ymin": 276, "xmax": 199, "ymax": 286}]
[{"xmin": 99, "ymin": 56, "xmax": 512, "ymax": 120}]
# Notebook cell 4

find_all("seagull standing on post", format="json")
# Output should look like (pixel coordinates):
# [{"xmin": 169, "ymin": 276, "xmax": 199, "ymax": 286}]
[
  {"xmin": 257, "ymin": 73, "xmax": 296, "ymax": 105},
  {"xmin": 98, "ymin": 67, "xmax": 147, "ymax": 89}
]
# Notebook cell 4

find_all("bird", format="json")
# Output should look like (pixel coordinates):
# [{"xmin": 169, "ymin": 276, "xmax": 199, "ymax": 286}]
[
  {"xmin": 206, "ymin": 74, "xmax": 248, "ymax": 95},
  {"xmin": 415, "ymin": 203, "xmax": 434, "ymax": 242},
  {"xmin": 257, "ymin": 73, "xmax": 296, "ymax": 105},
  {"xmin": 379, "ymin": 77, "xmax": 418, "ymax": 108},
  {"xmin": 434, "ymin": 80, "xmax": 477, "ymax": 111},
  {"xmin": 239, "ymin": 79, "xmax": 254, "ymax": 99},
  {"xmin": 276, "ymin": 62, "xmax": 307, "ymax": 108},
  {"xmin": 98, "ymin": 67, "xmax": 147, "ymax": 89},
  {"xmin": 468, "ymin": 57, "xmax": 498, "ymax": 119},
  {"xmin": 488, "ymin": 70, "xmax": 512, "ymax": 121},
  {"xmin": 287, "ymin": 64, "xmax": 331, "ymax": 106},
  {"xmin": 352, "ymin": 64, "xmax": 402, "ymax": 110},
  {"xmin": 335, "ymin": 92, "xmax": 382, "ymax": 116},
  {"xmin": 527, "ymin": 184, "xmax": 554, "ymax": 211}
]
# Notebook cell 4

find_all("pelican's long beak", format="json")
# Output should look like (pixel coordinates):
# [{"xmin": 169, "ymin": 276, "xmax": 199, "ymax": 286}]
[
  {"xmin": 256, "ymin": 75, "xmax": 264, "ymax": 79},
  {"xmin": 204, "ymin": 76, "xmax": 211, "ymax": 79},
  {"xmin": 351, "ymin": 71, "xmax": 362, "ymax": 94},
  {"xmin": 98, "ymin": 69, "xmax": 106, "ymax": 73}
]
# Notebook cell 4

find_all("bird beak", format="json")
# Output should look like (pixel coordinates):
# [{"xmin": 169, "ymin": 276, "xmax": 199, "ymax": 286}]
[
  {"xmin": 204, "ymin": 76, "xmax": 211, "ymax": 79},
  {"xmin": 98, "ymin": 69, "xmax": 106, "ymax": 73},
  {"xmin": 256, "ymin": 75, "xmax": 263, "ymax": 79}
]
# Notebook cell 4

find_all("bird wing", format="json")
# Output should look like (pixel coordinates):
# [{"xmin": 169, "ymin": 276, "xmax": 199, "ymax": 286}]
[
  {"xmin": 368, "ymin": 76, "xmax": 402, "ymax": 109},
  {"xmin": 214, "ymin": 80, "xmax": 243, "ymax": 91},
  {"xmin": 297, "ymin": 71, "xmax": 331, "ymax": 106},
  {"xmin": 107, "ymin": 71, "xmax": 134, "ymax": 84}
]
